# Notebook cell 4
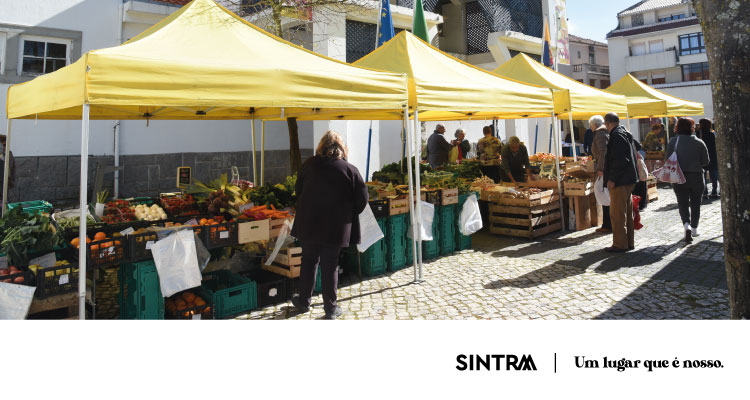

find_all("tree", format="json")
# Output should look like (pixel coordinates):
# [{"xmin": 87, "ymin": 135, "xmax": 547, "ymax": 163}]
[
  {"xmin": 224, "ymin": 0, "xmax": 369, "ymax": 175},
  {"xmin": 694, "ymin": 0, "xmax": 750, "ymax": 319}
]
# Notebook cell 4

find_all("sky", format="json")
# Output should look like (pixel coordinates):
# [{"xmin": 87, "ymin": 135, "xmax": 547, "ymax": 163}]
[{"xmin": 566, "ymin": 0, "xmax": 641, "ymax": 43}]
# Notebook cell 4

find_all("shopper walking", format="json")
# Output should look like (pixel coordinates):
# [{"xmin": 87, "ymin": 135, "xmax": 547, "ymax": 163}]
[
  {"xmin": 667, "ymin": 118, "xmax": 709, "ymax": 244},
  {"xmin": 698, "ymin": 119, "xmax": 719, "ymax": 199},
  {"xmin": 603, "ymin": 113, "xmax": 639, "ymax": 252},
  {"xmin": 290, "ymin": 131, "xmax": 369, "ymax": 319},
  {"xmin": 589, "ymin": 115, "xmax": 611, "ymax": 233}
]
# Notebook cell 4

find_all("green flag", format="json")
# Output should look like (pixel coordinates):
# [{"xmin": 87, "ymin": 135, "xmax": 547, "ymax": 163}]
[{"xmin": 412, "ymin": 0, "xmax": 429, "ymax": 42}]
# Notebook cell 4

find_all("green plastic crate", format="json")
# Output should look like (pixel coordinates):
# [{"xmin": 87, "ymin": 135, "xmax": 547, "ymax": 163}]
[
  {"xmin": 342, "ymin": 217, "xmax": 387, "ymax": 277},
  {"xmin": 118, "ymin": 261, "xmax": 164, "ymax": 320},
  {"xmin": 437, "ymin": 205, "xmax": 456, "ymax": 256},
  {"xmin": 422, "ymin": 208, "xmax": 440, "ymax": 260},
  {"xmin": 8, "ymin": 200, "xmax": 53, "ymax": 216},
  {"xmin": 315, "ymin": 268, "xmax": 322, "ymax": 294},
  {"xmin": 201, "ymin": 269, "xmax": 257, "ymax": 318},
  {"xmin": 385, "ymin": 214, "xmax": 408, "ymax": 271}
]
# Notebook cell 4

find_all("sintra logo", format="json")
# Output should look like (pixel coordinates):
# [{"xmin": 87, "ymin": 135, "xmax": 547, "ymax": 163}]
[{"xmin": 456, "ymin": 354, "xmax": 538, "ymax": 371}]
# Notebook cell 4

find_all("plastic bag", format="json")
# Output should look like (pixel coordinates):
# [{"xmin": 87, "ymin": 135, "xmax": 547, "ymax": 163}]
[
  {"xmin": 150, "ymin": 229, "xmax": 202, "ymax": 298},
  {"xmin": 357, "ymin": 204, "xmax": 385, "ymax": 252},
  {"xmin": 265, "ymin": 219, "xmax": 295, "ymax": 265},
  {"xmin": 636, "ymin": 153, "xmax": 648, "ymax": 181},
  {"xmin": 0, "ymin": 282, "xmax": 36, "ymax": 320},
  {"xmin": 594, "ymin": 175, "xmax": 610, "ymax": 206},
  {"xmin": 633, "ymin": 195, "xmax": 643, "ymax": 230},
  {"xmin": 459, "ymin": 194, "xmax": 482, "ymax": 236},
  {"xmin": 407, "ymin": 201, "xmax": 435, "ymax": 241},
  {"xmin": 448, "ymin": 146, "xmax": 459, "ymax": 163},
  {"xmin": 155, "ymin": 226, "xmax": 210, "ymax": 272},
  {"xmin": 653, "ymin": 137, "xmax": 686, "ymax": 184}
]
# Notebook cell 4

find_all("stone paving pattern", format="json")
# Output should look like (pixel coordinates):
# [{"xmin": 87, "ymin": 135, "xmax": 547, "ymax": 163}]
[{"xmin": 239, "ymin": 184, "xmax": 729, "ymax": 320}]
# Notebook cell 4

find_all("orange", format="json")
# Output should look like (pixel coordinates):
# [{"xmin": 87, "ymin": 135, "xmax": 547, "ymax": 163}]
[
  {"xmin": 94, "ymin": 232, "xmax": 107, "ymax": 241},
  {"xmin": 181, "ymin": 292, "xmax": 196, "ymax": 303},
  {"xmin": 101, "ymin": 241, "xmax": 113, "ymax": 248},
  {"xmin": 85, "ymin": 237, "xmax": 92, "ymax": 244},
  {"xmin": 199, "ymin": 218, "xmax": 208, "ymax": 226},
  {"xmin": 70, "ymin": 238, "xmax": 80, "ymax": 247},
  {"xmin": 90, "ymin": 244, "xmax": 100, "ymax": 251},
  {"xmin": 194, "ymin": 297, "xmax": 206, "ymax": 307}
]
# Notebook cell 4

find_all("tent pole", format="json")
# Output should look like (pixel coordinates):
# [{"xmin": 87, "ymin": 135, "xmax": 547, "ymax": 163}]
[
  {"xmin": 403, "ymin": 110, "xmax": 418, "ymax": 282},
  {"xmin": 533, "ymin": 119, "xmax": 539, "ymax": 154},
  {"xmin": 568, "ymin": 113, "xmax": 577, "ymax": 161},
  {"xmin": 365, "ymin": 121, "xmax": 373, "ymax": 181},
  {"xmin": 413, "ymin": 110, "xmax": 423, "ymax": 280},
  {"xmin": 79, "ymin": 103, "xmax": 90, "ymax": 319},
  {"xmin": 2, "ymin": 119, "xmax": 11, "ymax": 216},
  {"xmin": 251, "ymin": 120, "xmax": 257, "ymax": 186},
  {"xmin": 553, "ymin": 113, "xmax": 565, "ymax": 232},
  {"xmin": 261, "ymin": 121, "xmax": 265, "ymax": 186},
  {"xmin": 626, "ymin": 112, "xmax": 632, "ymax": 132}
]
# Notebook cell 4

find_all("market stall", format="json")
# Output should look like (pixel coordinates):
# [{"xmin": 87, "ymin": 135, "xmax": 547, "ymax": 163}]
[
  {"xmin": 354, "ymin": 32, "xmax": 556, "ymax": 278},
  {"xmin": 3, "ymin": 0, "xmax": 413, "ymax": 319}
]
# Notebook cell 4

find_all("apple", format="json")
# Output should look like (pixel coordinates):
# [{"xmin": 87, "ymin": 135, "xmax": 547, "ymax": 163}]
[
  {"xmin": 0, "ymin": 268, "xmax": 9, "ymax": 276},
  {"xmin": 13, "ymin": 276, "xmax": 24, "ymax": 284}
]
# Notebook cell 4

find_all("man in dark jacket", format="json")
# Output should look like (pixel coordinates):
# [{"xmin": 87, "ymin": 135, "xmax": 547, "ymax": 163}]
[
  {"xmin": 426, "ymin": 124, "xmax": 452, "ymax": 169},
  {"xmin": 290, "ymin": 131, "xmax": 368, "ymax": 319},
  {"xmin": 603, "ymin": 113, "xmax": 639, "ymax": 252}
]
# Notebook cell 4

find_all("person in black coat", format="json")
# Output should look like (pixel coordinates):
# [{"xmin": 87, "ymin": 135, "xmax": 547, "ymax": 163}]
[
  {"xmin": 426, "ymin": 124, "xmax": 453, "ymax": 169},
  {"xmin": 290, "ymin": 131, "xmax": 368, "ymax": 319},
  {"xmin": 603, "ymin": 113, "xmax": 639, "ymax": 252},
  {"xmin": 698, "ymin": 118, "xmax": 719, "ymax": 198}
]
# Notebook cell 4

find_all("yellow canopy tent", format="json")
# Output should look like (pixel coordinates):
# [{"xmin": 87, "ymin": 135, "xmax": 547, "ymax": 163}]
[
  {"xmin": 605, "ymin": 73, "xmax": 704, "ymax": 118},
  {"xmin": 493, "ymin": 53, "xmax": 628, "ymax": 120},
  {"xmin": 354, "ymin": 31, "xmax": 555, "ymax": 121},
  {"xmin": 4, "ymin": 0, "xmax": 418, "ymax": 318}
]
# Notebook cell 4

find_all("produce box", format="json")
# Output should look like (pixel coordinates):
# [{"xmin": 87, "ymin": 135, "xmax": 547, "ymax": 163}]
[
  {"xmin": 385, "ymin": 214, "xmax": 408, "ymax": 271},
  {"xmin": 269, "ymin": 217, "xmax": 293, "ymax": 238},
  {"xmin": 160, "ymin": 193, "xmax": 201, "ymax": 218},
  {"xmin": 68, "ymin": 231, "xmax": 128, "ymax": 268},
  {"xmin": 7, "ymin": 200, "xmax": 53, "ymax": 216},
  {"xmin": 165, "ymin": 286, "xmax": 213, "ymax": 320},
  {"xmin": 0, "ymin": 266, "xmax": 33, "ymax": 286},
  {"xmin": 425, "ymin": 188, "xmax": 459, "ymax": 206},
  {"xmin": 377, "ymin": 189, "xmax": 397, "ymax": 200},
  {"xmin": 422, "ymin": 209, "xmax": 440, "ymax": 261},
  {"xmin": 118, "ymin": 261, "xmax": 164, "ymax": 320},
  {"xmin": 517, "ymin": 179, "xmax": 561, "ymax": 190},
  {"xmin": 201, "ymin": 269, "xmax": 257, "ymax": 318},
  {"xmin": 488, "ymin": 202, "xmax": 562, "ymax": 239},
  {"xmin": 31, "ymin": 261, "xmax": 78, "ymax": 299},
  {"xmin": 490, "ymin": 189, "xmax": 558, "ymax": 208},
  {"xmin": 241, "ymin": 269, "xmax": 286, "ymax": 307},
  {"xmin": 369, "ymin": 200, "xmax": 389, "ymax": 219},
  {"xmin": 342, "ymin": 218, "xmax": 387, "ymax": 277},
  {"xmin": 564, "ymin": 180, "xmax": 594, "ymax": 197},
  {"xmin": 387, "ymin": 198, "xmax": 410, "ymax": 216},
  {"xmin": 263, "ymin": 247, "xmax": 302, "ymax": 278},
  {"xmin": 127, "ymin": 228, "xmax": 159, "ymax": 262},
  {"xmin": 437, "ymin": 205, "xmax": 456, "ymax": 256},
  {"xmin": 238, "ymin": 219, "xmax": 270, "ymax": 244},
  {"xmin": 203, "ymin": 221, "xmax": 238, "ymax": 249}
]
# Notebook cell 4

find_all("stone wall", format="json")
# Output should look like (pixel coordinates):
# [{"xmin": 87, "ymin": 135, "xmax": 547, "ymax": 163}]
[{"xmin": 8, "ymin": 149, "xmax": 313, "ymax": 207}]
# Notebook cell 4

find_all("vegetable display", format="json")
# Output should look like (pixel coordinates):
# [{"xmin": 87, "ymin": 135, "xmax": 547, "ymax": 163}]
[{"xmin": 0, "ymin": 208, "xmax": 63, "ymax": 266}]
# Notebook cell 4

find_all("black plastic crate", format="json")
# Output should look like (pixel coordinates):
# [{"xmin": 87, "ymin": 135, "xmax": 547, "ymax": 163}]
[
  {"xmin": 0, "ymin": 267, "xmax": 33, "ymax": 286},
  {"xmin": 68, "ymin": 235, "xmax": 128, "ymax": 268},
  {"xmin": 369, "ymin": 200, "xmax": 389, "ymax": 218},
  {"xmin": 128, "ymin": 230, "xmax": 159, "ymax": 262},
  {"xmin": 242, "ymin": 269, "xmax": 286, "ymax": 307},
  {"xmin": 203, "ymin": 221, "xmax": 238, "ymax": 249},
  {"xmin": 165, "ymin": 286, "xmax": 214, "ymax": 320},
  {"xmin": 33, "ymin": 263, "xmax": 78, "ymax": 299}
]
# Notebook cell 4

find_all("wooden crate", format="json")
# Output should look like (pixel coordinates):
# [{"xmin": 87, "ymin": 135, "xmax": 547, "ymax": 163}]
[
  {"xmin": 388, "ymin": 198, "xmax": 410, "ymax": 215},
  {"xmin": 488, "ymin": 202, "xmax": 562, "ymax": 239},
  {"xmin": 262, "ymin": 247, "xmax": 302, "ymax": 278},
  {"xmin": 491, "ymin": 189, "xmax": 559, "ymax": 208},
  {"xmin": 377, "ymin": 189, "xmax": 397, "ymax": 200},
  {"xmin": 269, "ymin": 217, "xmax": 293, "ymax": 238},
  {"xmin": 425, "ymin": 188, "xmax": 458, "ymax": 205},
  {"xmin": 564, "ymin": 181, "xmax": 594, "ymax": 197},
  {"xmin": 648, "ymin": 186, "xmax": 659, "ymax": 202},
  {"xmin": 237, "ymin": 219, "xmax": 270, "ymax": 244},
  {"xmin": 517, "ymin": 179, "xmax": 561, "ymax": 189}
]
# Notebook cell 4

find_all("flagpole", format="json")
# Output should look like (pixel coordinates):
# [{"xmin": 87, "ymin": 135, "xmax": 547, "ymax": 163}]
[{"xmin": 375, "ymin": 0, "xmax": 382, "ymax": 48}]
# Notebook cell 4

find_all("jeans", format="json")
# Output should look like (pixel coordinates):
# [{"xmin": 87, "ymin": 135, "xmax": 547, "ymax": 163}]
[
  {"xmin": 299, "ymin": 244, "xmax": 342, "ymax": 313},
  {"xmin": 703, "ymin": 168, "xmax": 719, "ymax": 195},
  {"xmin": 675, "ymin": 172, "xmax": 705, "ymax": 228}
]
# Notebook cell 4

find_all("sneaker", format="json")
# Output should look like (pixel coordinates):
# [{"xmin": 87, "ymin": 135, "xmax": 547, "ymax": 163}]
[
  {"xmin": 691, "ymin": 226, "xmax": 700, "ymax": 237},
  {"xmin": 684, "ymin": 223, "xmax": 693, "ymax": 244},
  {"xmin": 291, "ymin": 296, "xmax": 310, "ymax": 313},
  {"xmin": 324, "ymin": 306, "xmax": 343, "ymax": 320}
]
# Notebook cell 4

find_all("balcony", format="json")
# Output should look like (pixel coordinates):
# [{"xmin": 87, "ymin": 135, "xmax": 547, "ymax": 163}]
[
  {"xmin": 572, "ymin": 63, "xmax": 610, "ymax": 75},
  {"xmin": 625, "ymin": 49, "xmax": 677, "ymax": 73}
]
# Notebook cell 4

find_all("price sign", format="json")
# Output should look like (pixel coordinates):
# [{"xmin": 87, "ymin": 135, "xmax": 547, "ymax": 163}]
[
  {"xmin": 176, "ymin": 166, "xmax": 192, "ymax": 188},
  {"xmin": 59, "ymin": 274, "xmax": 69, "ymax": 285}
]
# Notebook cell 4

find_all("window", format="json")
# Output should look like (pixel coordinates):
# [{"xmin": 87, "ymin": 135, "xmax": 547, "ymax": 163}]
[
  {"xmin": 651, "ymin": 72, "xmax": 666, "ymax": 85},
  {"xmin": 682, "ymin": 62, "xmax": 710, "ymax": 81},
  {"xmin": 658, "ymin": 13, "xmax": 685, "ymax": 22},
  {"xmin": 637, "ymin": 76, "xmax": 648, "ymax": 84},
  {"xmin": 601, "ymin": 79, "xmax": 611, "ymax": 88},
  {"xmin": 679, "ymin": 33, "xmax": 705, "ymax": 55},
  {"xmin": 631, "ymin": 13, "xmax": 644, "ymax": 27},
  {"xmin": 0, "ymin": 31, "xmax": 6, "ymax": 74},
  {"xmin": 649, "ymin": 39, "xmax": 664, "ymax": 53},
  {"xmin": 18, "ymin": 36, "xmax": 70, "ymax": 75},
  {"xmin": 589, "ymin": 52, "xmax": 596, "ymax": 64},
  {"xmin": 631, "ymin": 42, "xmax": 646, "ymax": 56},
  {"xmin": 589, "ymin": 79, "xmax": 597, "ymax": 87},
  {"xmin": 577, "ymin": 50, "xmax": 581, "ymax": 59}
]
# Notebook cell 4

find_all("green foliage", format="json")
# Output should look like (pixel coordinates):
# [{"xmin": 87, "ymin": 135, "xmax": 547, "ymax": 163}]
[{"xmin": 0, "ymin": 208, "xmax": 63, "ymax": 265}]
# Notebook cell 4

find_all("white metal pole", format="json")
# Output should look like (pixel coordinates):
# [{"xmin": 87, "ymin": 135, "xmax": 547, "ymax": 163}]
[
  {"xmin": 374, "ymin": 0, "xmax": 382, "ymax": 49},
  {"xmin": 403, "ymin": 110, "xmax": 418, "ymax": 282},
  {"xmin": 113, "ymin": 122, "xmax": 120, "ymax": 198},
  {"xmin": 413, "ymin": 109, "xmax": 423, "ymax": 280},
  {"xmin": 261, "ymin": 121, "xmax": 265, "ymax": 186},
  {"xmin": 79, "ymin": 103, "xmax": 90, "ymax": 319},
  {"xmin": 553, "ymin": 113, "xmax": 565, "ymax": 232},
  {"xmin": 2, "ymin": 119, "xmax": 11, "ymax": 215},
  {"xmin": 251, "ymin": 120, "xmax": 257, "ymax": 186},
  {"xmin": 626, "ymin": 112, "xmax": 632, "ymax": 132},
  {"xmin": 568, "ymin": 113, "xmax": 577, "ymax": 161}
]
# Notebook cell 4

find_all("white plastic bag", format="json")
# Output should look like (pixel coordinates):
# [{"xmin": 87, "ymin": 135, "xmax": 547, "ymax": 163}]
[
  {"xmin": 266, "ymin": 219, "xmax": 294, "ymax": 265},
  {"xmin": 150, "ymin": 229, "xmax": 202, "ymax": 298},
  {"xmin": 594, "ymin": 175, "xmax": 610, "ymax": 206},
  {"xmin": 357, "ymin": 204, "xmax": 385, "ymax": 252},
  {"xmin": 459, "ymin": 194, "xmax": 482, "ymax": 236},
  {"xmin": 0, "ymin": 282, "xmax": 36, "ymax": 320},
  {"xmin": 407, "ymin": 201, "xmax": 435, "ymax": 241}
]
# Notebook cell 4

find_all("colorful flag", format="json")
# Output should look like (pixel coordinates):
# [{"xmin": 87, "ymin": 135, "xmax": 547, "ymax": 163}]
[
  {"xmin": 412, "ymin": 0, "xmax": 429, "ymax": 42},
  {"xmin": 543, "ymin": 19, "xmax": 553, "ymax": 68},
  {"xmin": 378, "ymin": 0, "xmax": 395, "ymax": 47}
]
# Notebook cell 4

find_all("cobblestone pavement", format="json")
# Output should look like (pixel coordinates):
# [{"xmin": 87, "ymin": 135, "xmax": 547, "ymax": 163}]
[{"xmin": 240, "ymin": 184, "xmax": 729, "ymax": 320}]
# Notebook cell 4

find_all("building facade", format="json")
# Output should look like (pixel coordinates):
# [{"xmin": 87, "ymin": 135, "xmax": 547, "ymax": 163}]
[
  {"xmin": 607, "ymin": 0, "xmax": 712, "ymax": 138},
  {"xmin": 569, "ymin": 34, "xmax": 609, "ymax": 89}
]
